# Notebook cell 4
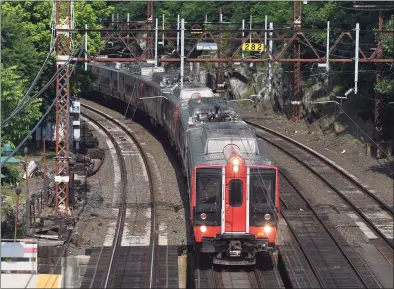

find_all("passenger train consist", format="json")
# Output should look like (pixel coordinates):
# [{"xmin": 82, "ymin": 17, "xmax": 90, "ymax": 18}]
[{"xmin": 88, "ymin": 62, "xmax": 280, "ymax": 266}]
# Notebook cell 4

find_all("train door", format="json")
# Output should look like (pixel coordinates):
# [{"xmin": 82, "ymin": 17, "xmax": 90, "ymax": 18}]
[{"xmin": 223, "ymin": 168, "xmax": 247, "ymax": 233}]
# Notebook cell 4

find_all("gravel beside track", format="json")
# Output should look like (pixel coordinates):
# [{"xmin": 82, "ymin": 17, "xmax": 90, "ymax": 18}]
[
  {"xmin": 68, "ymin": 119, "xmax": 120, "ymax": 256},
  {"xmin": 194, "ymin": 254, "xmax": 284, "ymax": 289},
  {"xmin": 280, "ymin": 172, "xmax": 380, "ymax": 288},
  {"xmin": 81, "ymin": 98, "xmax": 187, "ymax": 247},
  {"xmin": 243, "ymin": 120, "xmax": 393, "ymax": 288},
  {"xmin": 248, "ymin": 122, "xmax": 393, "ymax": 248},
  {"xmin": 237, "ymin": 111, "xmax": 393, "ymax": 208}
]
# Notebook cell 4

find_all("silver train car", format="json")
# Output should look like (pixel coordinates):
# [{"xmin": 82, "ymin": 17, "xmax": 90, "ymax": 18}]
[{"xmin": 88, "ymin": 62, "xmax": 280, "ymax": 266}]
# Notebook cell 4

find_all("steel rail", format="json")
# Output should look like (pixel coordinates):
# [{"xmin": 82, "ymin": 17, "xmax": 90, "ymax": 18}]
[
  {"xmin": 80, "ymin": 110, "xmax": 128, "ymax": 288},
  {"xmin": 81, "ymin": 103, "xmax": 157, "ymax": 289},
  {"xmin": 279, "ymin": 174, "xmax": 369, "ymax": 288},
  {"xmin": 245, "ymin": 119, "xmax": 394, "ymax": 250}
]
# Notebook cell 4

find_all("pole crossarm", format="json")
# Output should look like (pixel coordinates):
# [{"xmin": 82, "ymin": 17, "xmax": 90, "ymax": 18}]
[{"xmin": 61, "ymin": 25, "xmax": 393, "ymax": 64}]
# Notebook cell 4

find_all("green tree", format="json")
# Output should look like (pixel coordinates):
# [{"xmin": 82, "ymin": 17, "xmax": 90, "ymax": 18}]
[
  {"xmin": 376, "ymin": 15, "xmax": 394, "ymax": 96},
  {"xmin": 1, "ymin": 64, "xmax": 43, "ymax": 145}
]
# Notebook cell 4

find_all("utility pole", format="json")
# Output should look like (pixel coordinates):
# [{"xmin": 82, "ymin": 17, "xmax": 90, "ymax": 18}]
[
  {"xmin": 55, "ymin": 0, "xmax": 71, "ymax": 213},
  {"xmin": 155, "ymin": 18, "xmax": 158, "ymax": 67},
  {"xmin": 292, "ymin": 0, "xmax": 302, "ymax": 121},
  {"xmin": 375, "ymin": 6, "xmax": 384, "ymax": 158},
  {"xmin": 146, "ymin": 1, "xmax": 154, "ymax": 60},
  {"xmin": 217, "ymin": 9, "xmax": 225, "ymax": 96},
  {"xmin": 177, "ymin": 15, "xmax": 180, "ymax": 53},
  {"xmin": 180, "ymin": 18, "xmax": 185, "ymax": 89},
  {"xmin": 354, "ymin": 2, "xmax": 386, "ymax": 158},
  {"xmin": 268, "ymin": 22, "xmax": 273, "ymax": 93}
]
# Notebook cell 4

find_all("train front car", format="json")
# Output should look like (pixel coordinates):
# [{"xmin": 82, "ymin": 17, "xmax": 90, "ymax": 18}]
[{"xmin": 191, "ymin": 125, "xmax": 280, "ymax": 266}]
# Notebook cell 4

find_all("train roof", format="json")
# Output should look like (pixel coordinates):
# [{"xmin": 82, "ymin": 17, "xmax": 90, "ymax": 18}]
[
  {"xmin": 187, "ymin": 121, "xmax": 273, "ymax": 167},
  {"xmin": 152, "ymin": 72, "xmax": 179, "ymax": 85}
]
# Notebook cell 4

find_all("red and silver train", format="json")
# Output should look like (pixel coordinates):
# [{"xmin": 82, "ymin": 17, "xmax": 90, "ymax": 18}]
[{"xmin": 88, "ymin": 62, "xmax": 280, "ymax": 265}]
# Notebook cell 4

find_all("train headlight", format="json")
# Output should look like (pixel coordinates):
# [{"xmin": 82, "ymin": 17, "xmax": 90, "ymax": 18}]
[
  {"xmin": 232, "ymin": 158, "xmax": 240, "ymax": 172},
  {"xmin": 200, "ymin": 226, "xmax": 207, "ymax": 233},
  {"xmin": 264, "ymin": 214, "xmax": 271, "ymax": 220},
  {"xmin": 263, "ymin": 225, "xmax": 271, "ymax": 234},
  {"xmin": 201, "ymin": 213, "xmax": 207, "ymax": 220}
]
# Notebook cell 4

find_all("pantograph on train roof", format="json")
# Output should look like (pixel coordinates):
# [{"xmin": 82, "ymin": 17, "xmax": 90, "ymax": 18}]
[{"xmin": 186, "ymin": 97, "xmax": 239, "ymax": 125}]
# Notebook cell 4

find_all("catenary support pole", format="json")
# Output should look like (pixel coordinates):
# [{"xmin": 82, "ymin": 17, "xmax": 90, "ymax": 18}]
[
  {"xmin": 155, "ymin": 18, "xmax": 158, "ymax": 67},
  {"xmin": 177, "ymin": 15, "xmax": 180, "ymax": 53},
  {"xmin": 181, "ymin": 18, "xmax": 185, "ymax": 88},
  {"xmin": 268, "ymin": 22, "xmax": 273, "ymax": 92},
  {"xmin": 84, "ymin": 24, "xmax": 88, "ymax": 71},
  {"xmin": 242, "ymin": 20, "xmax": 245, "ymax": 58},
  {"xmin": 264, "ymin": 15, "xmax": 268, "ymax": 52},
  {"xmin": 162, "ymin": 14, "xmax": 165, "ymax": 46},
  {"xmin": 326, "ymin": 21, "xmax": 330, "ymax": 74},
  {"xmin": 249, "ymin": 15, "xmax": 252, "ymax": 43},
  {"xmin": 127, "ymin": 13, "xmax": 130, "ymax": 47},
  {"xmin": 354, "ymin": 23, "xmax": 359, "ymax": 94}
]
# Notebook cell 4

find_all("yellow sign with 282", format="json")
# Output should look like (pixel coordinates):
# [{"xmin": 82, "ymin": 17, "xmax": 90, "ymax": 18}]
[{"xmin": 242, "ymin": 43, "xmax": 264, "ymax": 52}]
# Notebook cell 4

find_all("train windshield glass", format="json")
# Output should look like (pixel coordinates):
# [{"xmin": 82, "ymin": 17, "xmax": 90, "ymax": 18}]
[
  {"xmin": 207, "ymin": 139, "xmax": 256, "ymax": 154},
  {"xmin": 196, "ymin": 168, "xmax": 222, "ymax": 205},
  {"xmin": 181, "ymin": 88, "xmax": 213, "ymax": 99},
  {"xmin": 249, "ymin": 169, "xmax": 276, "ymax": 208}
]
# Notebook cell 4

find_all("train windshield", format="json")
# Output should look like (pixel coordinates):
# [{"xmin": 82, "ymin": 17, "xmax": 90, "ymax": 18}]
[
  {"xmin": 181, "ymin": 88, "xmax": 214, "ymax": 99},
  {"xmin": 195, "ymin": 168, "xmax": 222, "ymax": 225},
  {"xmin": 249, "ymin": 168, "xmax": 276, "ymax": 226},
  {"xmin": 249, "ymin": 168, "xmax": 276, "ymax": 207},
  {"xmin": 196, "ymin": 168, "xmax": 222, "ymax": 204}
]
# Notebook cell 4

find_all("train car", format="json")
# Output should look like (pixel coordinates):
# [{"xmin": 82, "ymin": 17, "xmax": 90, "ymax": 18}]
[
  {"xmin": 182, "ymin": 98, "xmax": 280, "ymax": 265},
  {"xmin": 88, "ymin": 61, "xmax": 280, "ymax": 266}
]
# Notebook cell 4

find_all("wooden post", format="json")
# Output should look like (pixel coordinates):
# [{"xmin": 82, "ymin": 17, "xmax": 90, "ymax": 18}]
[
  {"xmin": 366, "ymin": 143, "xmax": 372, "ymax": 156},
  {"xmin": 178, "ymin": 255, "xmax": 187, "ymax": 288}
]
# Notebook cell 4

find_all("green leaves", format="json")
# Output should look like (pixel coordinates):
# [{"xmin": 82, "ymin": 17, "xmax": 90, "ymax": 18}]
[{"xmin": 1, "ymin": 64, "xmax": 43, "ymax": 144}]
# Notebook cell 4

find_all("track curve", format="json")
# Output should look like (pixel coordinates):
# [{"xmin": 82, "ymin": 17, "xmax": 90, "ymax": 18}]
[
  {"xmin": 80, "ymin": 104, "xmax": 157, "ymax": 288},
  {"xmin": 244, "ymin": 119, "xmax": 393, "ymax": 250}
]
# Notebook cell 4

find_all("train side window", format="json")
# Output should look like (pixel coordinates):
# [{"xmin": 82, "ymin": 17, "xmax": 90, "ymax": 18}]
[{"xmin": 229, "ymin": 180, "xmax": 243, "ymax": 207}]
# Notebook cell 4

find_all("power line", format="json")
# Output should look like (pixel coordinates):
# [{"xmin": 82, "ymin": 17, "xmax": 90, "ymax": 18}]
[
  {"xmin": 10, "ymin": 45, "xmax": 56, "ymax": 115},
  {"xmin": 1, "ymin": 48, "xmax": 84, "ymax": 168},
  {"xmin": 335, "ymin": 5, "xmax": 394, "ymax": 11},
  {"xmin": 1, "ymin": 42, "xmax": 84, "ymax": 129},
  {"xmin": 9, "ymin": 2, "xmax": 57, "ymax": 116}
]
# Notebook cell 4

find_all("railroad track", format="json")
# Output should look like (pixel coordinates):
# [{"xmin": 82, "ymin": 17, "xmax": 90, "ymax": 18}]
[
  {"xmin": 245, "ymin": 119, "xmax": 393, "ymax": 249},
  {"xmin": 194, "ymin": 254, "xmax": 284, "ymax": 288},
  {"xmin": 79, "ymin": 105, "xmax": 158, "ymax": 288},
  {"xmin": 244, "ymin": 119, "xmax": 393, "ymax": 287},
  {"xmin": 280, "ymin": 173, "xmax": 379, "ymax": 288}
]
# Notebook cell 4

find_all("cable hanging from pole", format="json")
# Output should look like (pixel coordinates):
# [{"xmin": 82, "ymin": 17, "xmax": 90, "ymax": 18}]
[
  {"xmin": 1, "ymin": 41, "xmax": 85, "ymax": 129},
  {"xmin": 1, "ymin": 48, "xmax": 84, "ymax": 168},
  {"xmin": 9, "ymin": 2, "xmax": 57, "ymax": 118}
]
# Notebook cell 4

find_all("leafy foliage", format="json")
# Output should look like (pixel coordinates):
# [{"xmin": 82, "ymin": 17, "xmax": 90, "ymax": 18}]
[
  {"xmin": 1, "ymin": 1, "xmax": 114, "ymax": 144},
  {"xmin": 1, "ymin": 64, "xmax": 43, "ymax": 144},
  {"xmin": 375, "ymin": 15, "xmax": 394, "ymax": 97},
  {"xmin": 1, "ymin": 164, "xmax": 23, "ymax": 186}
]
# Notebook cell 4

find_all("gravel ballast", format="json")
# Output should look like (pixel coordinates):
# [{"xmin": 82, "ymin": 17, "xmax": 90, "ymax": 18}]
[{"xmin": 81, "ymin": 99, "xmax": 187, "ymax": 247}]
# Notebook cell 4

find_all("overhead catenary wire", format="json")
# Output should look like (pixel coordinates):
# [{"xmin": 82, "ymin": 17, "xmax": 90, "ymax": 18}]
[
  {"xmin": 0, "ymin": 48, "xmax": 84, "ymax": 168},
  {"xmin": 9, "ymin": 45, "xmax": 56, "ymax": 115},
  {"xmin": 9, "ymin": 2, "xmax": 57, "ymax": 116},
  {"xmin": 1, "ymin": 41, "xmax": 84, "ymax": 129}
]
